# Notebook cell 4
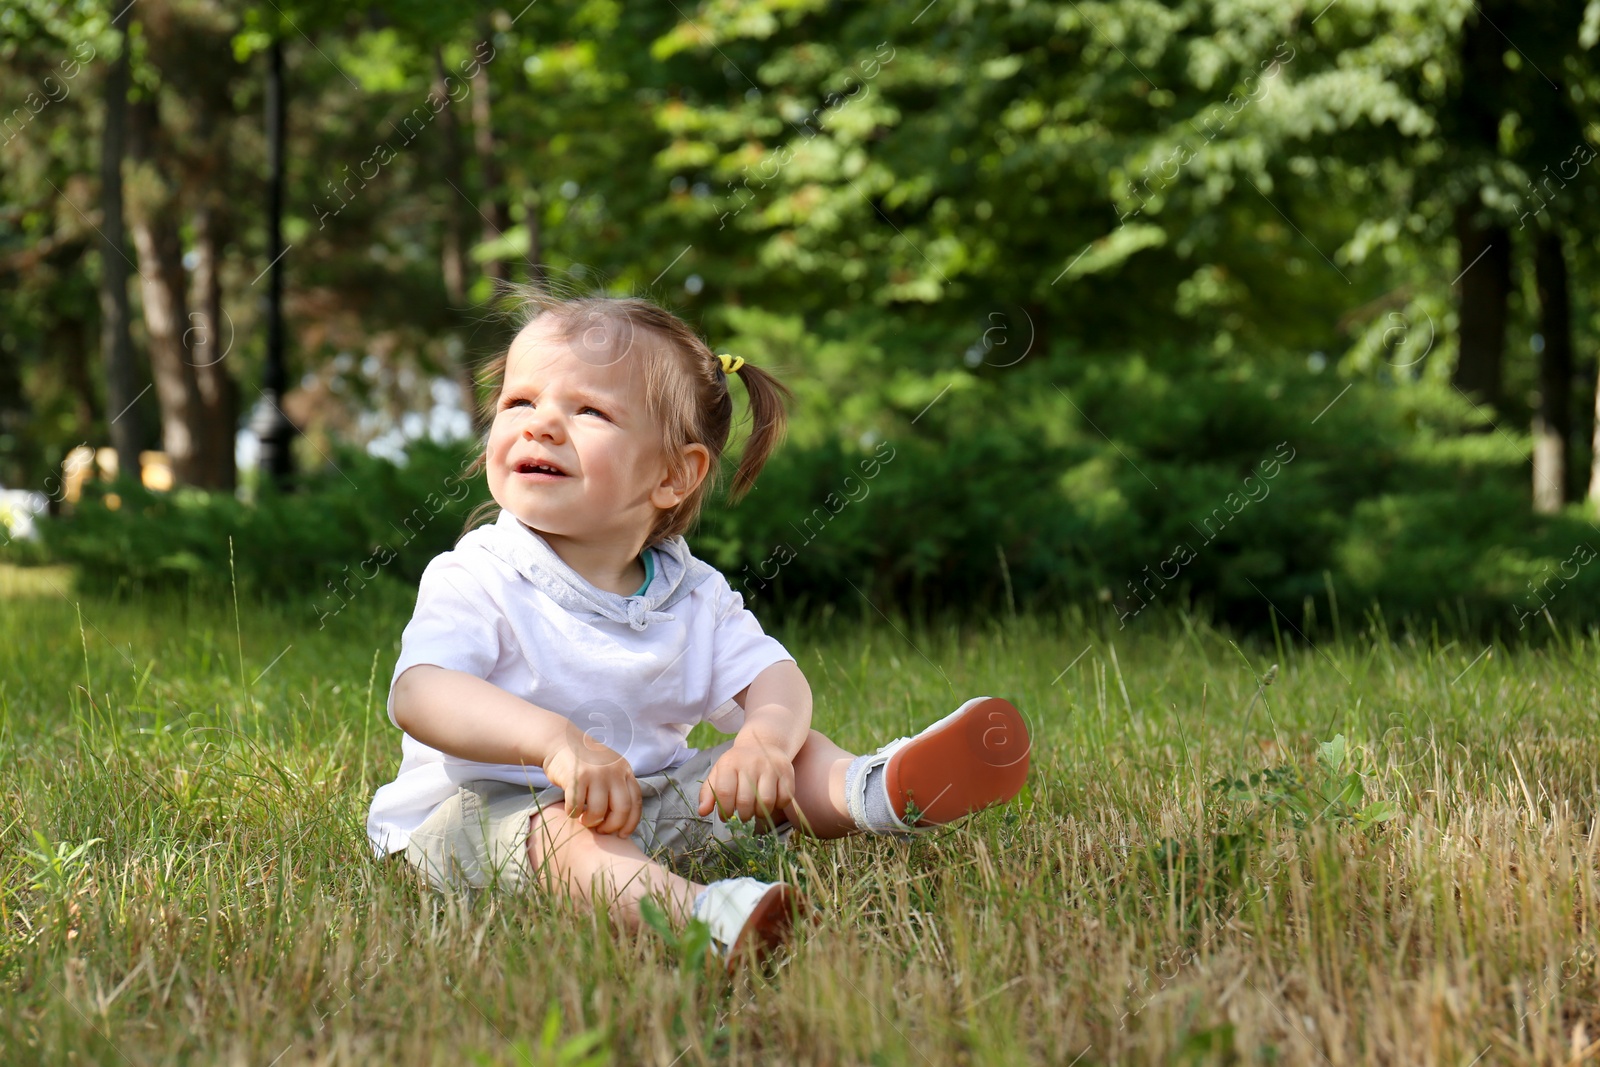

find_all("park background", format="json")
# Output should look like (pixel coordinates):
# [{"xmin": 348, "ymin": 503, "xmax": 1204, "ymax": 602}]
[
  {"xmin": 7, "ymin": 2, "xmax": 1600, "ymax": 1065},
  {"xmin": 6, "ymin": 0, "xmax": 1600, "ymax": 630}
]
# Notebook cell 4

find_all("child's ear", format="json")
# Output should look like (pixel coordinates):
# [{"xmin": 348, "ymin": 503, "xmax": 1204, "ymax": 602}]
[{"xmin": 650, "ymin": 444, "xmax": 711, "ymax": 509}]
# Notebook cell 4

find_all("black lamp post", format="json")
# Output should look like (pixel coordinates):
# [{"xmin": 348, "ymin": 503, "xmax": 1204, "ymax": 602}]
[{"xmin": 252, "ymin": 35, "xmax": 296, "ymax": 488}]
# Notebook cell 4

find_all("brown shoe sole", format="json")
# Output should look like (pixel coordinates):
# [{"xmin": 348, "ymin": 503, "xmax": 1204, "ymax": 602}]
[
  {"xmin": 884, "ymin": 696, "xmax": 1031, "ymax": 826},
  {"xmin": 727, "ymin": 884, "xmax": 807, "ymax": 972}
]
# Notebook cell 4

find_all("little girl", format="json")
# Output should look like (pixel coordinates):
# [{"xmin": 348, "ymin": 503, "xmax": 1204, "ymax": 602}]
[{"xmin": 366, "ymin": 290, "xmax": 1030, "ymax": 965}]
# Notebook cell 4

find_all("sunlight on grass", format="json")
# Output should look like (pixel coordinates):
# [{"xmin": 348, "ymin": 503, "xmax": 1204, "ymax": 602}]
[
  {"xmin": 3, "ymin": 588, "xmax": 1599, "ymax": 1064},
  {"xmin": 0, "ymin": 562, "xmax": 74, "ymax": 600}
]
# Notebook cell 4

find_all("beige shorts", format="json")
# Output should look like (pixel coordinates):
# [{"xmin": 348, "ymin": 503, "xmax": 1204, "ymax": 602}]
[{"xmin": 401, "ymin": 739, "xmax": 792, "ymax": 892}]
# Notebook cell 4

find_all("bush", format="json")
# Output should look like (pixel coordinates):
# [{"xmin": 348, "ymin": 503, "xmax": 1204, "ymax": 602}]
[
  {"xmin": 692, "ymin": 331, "xmax": 1600, "ymax": 636},
  {"xmin": 24, "ymin": 342, "xmax": 1600, "ymax": 638},
  {"xmin": 35, "ymin": 440, "xmax": 490, "ymax": 606}
]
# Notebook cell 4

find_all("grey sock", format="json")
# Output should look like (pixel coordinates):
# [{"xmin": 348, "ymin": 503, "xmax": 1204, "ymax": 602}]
[
  {"xmin": 845, "ymin": 753, "xmax": 901, "ymax": 833},
  {"xmin": 863, "ymin": 763, "xmax": 898, "ymax": 829}
]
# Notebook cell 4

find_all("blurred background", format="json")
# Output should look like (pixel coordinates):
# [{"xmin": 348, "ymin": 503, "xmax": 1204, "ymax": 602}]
[{"xmin": 3, "ymin": 0, "xmax": 1600, "ymax": 633}]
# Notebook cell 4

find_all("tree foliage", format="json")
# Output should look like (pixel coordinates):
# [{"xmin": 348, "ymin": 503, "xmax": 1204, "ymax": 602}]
[{"xmin": 4, "ymin": 0, "xmax": 1600, "ymax": 624}]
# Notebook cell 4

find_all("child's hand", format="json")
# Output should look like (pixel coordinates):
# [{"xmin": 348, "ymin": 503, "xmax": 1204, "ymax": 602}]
[
  {"xmin": 543, "ymin": 727, "xmax": 641, "ymax": 837},
  {"xmin": 697, "ymin": 735, "xmax": 795, "ymax": 828}
]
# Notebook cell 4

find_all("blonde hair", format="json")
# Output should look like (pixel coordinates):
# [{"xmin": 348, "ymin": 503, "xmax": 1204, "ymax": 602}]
[{"xmin": 464, "ymin": 285, "xmax": 791, "ymax": 543}]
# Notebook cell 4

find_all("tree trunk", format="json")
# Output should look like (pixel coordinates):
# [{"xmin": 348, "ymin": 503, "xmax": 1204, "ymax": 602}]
[
  {"xmin": 433, "ymin": 48, "xmax": 469, "ymax": 306},
  {"xmin": 56, "ymin": 315, "xmax": 100, "ymax": 432},
  {"xmin": 255, "ymin": 35, "xmax": 296, "ymax": 489},
  {"xmin": 1450, "ymin": 2, "xmax": 1511, "ymax": 411},
  {"xmin": 1590, "ymin": 357, "xmax": 1600, "ymax": 511},
  {"xmin": 190, "ymin": 199, "xmax": 237, "ymax": 490},
  {"xmin": 470, "ymin": 37, "xmax": 509, "ymax": 286},
  {"xmin": 181, "ymin": 13, "xmax": 242, "ymax": 493},
  {"xmin": 1532, "ymin": 228, "xmax": 1572, "ymax": 513},
  {"xmin": 128, "ymin": 98, "xmax": 203, "ymax": 486},
  {"xmin": 432, "ymin": 47, "xmax": 488, "ymax": 434},
  {"xmin": 1452, "ymin": 203, "xmax": 1510, "ymax": 409},
  {"xmin": 129, "ymin": 210, "xmax": 201, "ymax": 485},
  {"xmin": 98, "ymin": 5, "xmax": 143, "ymax": 480}
]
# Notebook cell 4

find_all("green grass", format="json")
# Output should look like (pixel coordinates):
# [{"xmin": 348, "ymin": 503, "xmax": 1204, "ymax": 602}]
[{"xmin": 4, "ymin": 563, "xmax": 1600, "ymax": 1064}]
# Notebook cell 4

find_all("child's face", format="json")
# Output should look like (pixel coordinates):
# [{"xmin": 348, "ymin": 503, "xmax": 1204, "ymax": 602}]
[{"xmin": 486, "ymin": 318, "xmax": 691, "ymax": 548}]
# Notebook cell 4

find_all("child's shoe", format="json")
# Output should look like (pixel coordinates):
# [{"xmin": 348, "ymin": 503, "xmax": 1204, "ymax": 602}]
[
  {"xmin": 691, "ymin": 877, "xmax": 803, "ymax": 972},
  {"xmin": 844, "ymin": 696, "xmax": 1030, "ymax": 835}
]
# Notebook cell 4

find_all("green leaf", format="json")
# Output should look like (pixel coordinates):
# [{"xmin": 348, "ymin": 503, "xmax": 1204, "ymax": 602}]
[
  {"xmin": 541, "ymin": 1004, "xmax": 562, "ymax": 1051},
  {"xmin": 683, "ymin": 916, "xmax": 713, "ymax": 961},
  {"xmin": 1357, "ymin": 801, "xmax": 1400, "ymax": 825},
  {"xmin": 1316, "ymin": 734, "xmax": 1348, "ymax": 776},
  {"xmin": 1056, "ymin": 223, "xmax": 1167, "ymax": 282},
  {"xmin": 1336, "ymin": 772, "xmax": 1365, "ymax": 809},
  {"xmin": 637, "ymin": 895, "xmax": 674, "ymax": 940}
]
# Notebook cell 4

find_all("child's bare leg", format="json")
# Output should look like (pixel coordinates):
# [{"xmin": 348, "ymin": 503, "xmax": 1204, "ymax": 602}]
[
  {"xmin": 526, "ymin": 804, "xmax": 704, "ymax": 930},
  {"xmin": 780, "ymin": 729, "xmax": 859, "ymax": 839}
]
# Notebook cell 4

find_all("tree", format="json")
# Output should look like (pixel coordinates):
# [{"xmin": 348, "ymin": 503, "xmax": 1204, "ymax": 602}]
[
  {"xmin": 1448, "ymin": 1, "xmax": 1516, "ymax": 409},
  {"xmin": 1533, "ymin": 228, "xmax": 1573, "ymax": 512},
  {"xmin": 122, "ymin": 0, "xmax": 244, "ymax": 489},
  {"xmin": 98, "ymin": 0, "xmax": 141, "ymax": 482}
]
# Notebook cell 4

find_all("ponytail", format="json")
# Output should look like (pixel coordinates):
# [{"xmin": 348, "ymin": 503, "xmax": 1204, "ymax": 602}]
[{"xmin": 722, "ymin": 360, "xmax": 791, "ymax": 501}]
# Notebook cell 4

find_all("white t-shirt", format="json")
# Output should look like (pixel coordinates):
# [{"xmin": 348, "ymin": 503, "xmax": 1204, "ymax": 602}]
[{"xmin": 365, "ymin": 517, "xmax": 793, "ymax": 856}]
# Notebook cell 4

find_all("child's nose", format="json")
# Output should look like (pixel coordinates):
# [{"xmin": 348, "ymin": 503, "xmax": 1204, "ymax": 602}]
[{"xmin": 522, "ymin": 408, "xmax": 565, "ymax": 441}]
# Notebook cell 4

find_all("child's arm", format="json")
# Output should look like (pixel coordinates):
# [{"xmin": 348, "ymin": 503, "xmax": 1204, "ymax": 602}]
[
  {"xmin": 696, "ymin": 659, "xmax": 812, "ymax": 823},
  {"xmin": 728, "ymin": 659, "xmax": 813, "ymax": 757},
  {"xmin": 394, "ymin": 664, "xmax": 642, "ymax": 836}
]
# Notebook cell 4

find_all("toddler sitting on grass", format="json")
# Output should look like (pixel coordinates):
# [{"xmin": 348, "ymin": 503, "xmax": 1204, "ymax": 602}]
[{"xmin": 367, "ymin": 290, "xmax": 1030, "ymax": 965}]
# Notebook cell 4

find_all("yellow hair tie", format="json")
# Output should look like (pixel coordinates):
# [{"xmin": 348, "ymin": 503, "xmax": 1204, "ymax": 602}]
[{"xmin": 717, "ymin": 353, "xmax": 746, "ymax": 375}]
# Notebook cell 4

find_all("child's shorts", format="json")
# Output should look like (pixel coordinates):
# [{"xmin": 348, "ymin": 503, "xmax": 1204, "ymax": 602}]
[{"xmin": 401, "ymin": 739, "xmax": 793, "ymax": 893}]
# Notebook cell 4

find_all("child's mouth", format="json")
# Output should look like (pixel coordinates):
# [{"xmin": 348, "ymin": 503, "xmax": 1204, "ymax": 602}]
[{"xmin": 514, "ymin": 459, "xmax": 569, "ymax": 478}]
